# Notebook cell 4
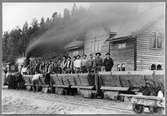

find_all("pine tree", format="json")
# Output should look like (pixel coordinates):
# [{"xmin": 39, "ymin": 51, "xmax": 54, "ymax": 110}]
[{"xmin": 71, "ymin": 3, "xmax": 78, "ymax": 16}]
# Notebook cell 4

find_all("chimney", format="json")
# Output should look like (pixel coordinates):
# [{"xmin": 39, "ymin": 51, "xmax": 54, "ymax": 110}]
[{"xmin": 109, "ymin": 32, "xmax": 117, "ymax": 38}]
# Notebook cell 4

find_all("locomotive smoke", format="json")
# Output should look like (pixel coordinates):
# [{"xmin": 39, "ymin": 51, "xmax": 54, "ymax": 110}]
[{"xmin": 25, "ymin": 3, "xmax": 164, "ymax": 57}]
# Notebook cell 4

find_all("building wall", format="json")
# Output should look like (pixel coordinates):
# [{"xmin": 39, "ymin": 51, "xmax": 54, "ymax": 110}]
[
  {"xmin": 83, "ymin": 17, "xmax": 164, "ymax": 71},
  {"xmin": 136, "ymin": 18, "xmax": 165, "ymax": 70},
  {"xmin": 84, "ymin": 27, "xmax": 109, "ymax": 57},
  {"xmin": 68, "ymin": 49, "xmax": 84, "ymax": 57},
  {"xmin": 110, "ymin": 39, "xmax": 135, "ymax": 71}
]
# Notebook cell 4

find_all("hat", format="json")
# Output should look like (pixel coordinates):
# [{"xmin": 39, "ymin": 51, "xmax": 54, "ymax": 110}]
[
  {"xmin": 83, "ymin": 54, "xmax": 87, "ymax": 57},
  {"xmin": 63, "ymin": 55, "xmax": 66, "ymax": 58},
  {"xmin": 106, "ymin": 53, "xmax": 110, "ymax": 55},
  {"xmin": 96, "ymin": 52, "xmax": 101, "ymax": 56},
  {"xmin": 145, "ymin": 80, "xmax": 153, "ymax": 85}
]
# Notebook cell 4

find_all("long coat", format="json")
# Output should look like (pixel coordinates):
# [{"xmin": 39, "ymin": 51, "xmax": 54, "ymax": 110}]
[
  {"xmin": 103, "ymin": 57, "xmax": 114, "ymax": 71},
  {"xmin": 94, "ymin": 57, "xmax": 103, "ymax": 72}
]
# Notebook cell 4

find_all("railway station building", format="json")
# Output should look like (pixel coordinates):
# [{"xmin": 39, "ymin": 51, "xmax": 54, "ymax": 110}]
[{"xmin": 65, "ymin": 13, "xmax": 165, "ymax": 71}]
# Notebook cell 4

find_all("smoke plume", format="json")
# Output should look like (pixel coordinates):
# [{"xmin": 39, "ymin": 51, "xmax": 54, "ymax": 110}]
[{"xmin": 26, "ymin": 2, "xmax": 164, "ymax": 58}]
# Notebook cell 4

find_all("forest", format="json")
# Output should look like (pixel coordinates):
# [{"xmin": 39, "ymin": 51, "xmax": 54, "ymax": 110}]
[{"xmin": 2, "ymin": 4, "xmax": 87, "ymax": 62}]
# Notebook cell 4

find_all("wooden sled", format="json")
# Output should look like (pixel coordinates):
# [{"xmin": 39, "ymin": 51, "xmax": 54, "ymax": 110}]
[{"xmin": 120, "ymin": 94, "xmax": 165, "ymax": 114}]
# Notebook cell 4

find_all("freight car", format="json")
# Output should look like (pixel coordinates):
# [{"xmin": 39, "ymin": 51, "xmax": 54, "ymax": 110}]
[
  {"xmin": 119, "ymin": 94, "xmax": 165, "ymax": 114},
  {"xmin": 5, "ymin": 62, "xmax": 18, "ymax": 89},
  {"xmin": 22, "ymin": 71, "xmax": 164, "ymax": 97},
  {"xmin": 4, "ymin": 62, "xmax": 25, "ymax": 89},
  {"xmin": 10, "ymin": 70, "xmax": 165, "ymax": 114}
]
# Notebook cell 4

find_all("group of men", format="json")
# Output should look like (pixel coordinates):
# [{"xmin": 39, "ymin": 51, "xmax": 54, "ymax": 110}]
[
  {"xmin": 58, "ymin": 52, "xmax": 114, "ymax": 74},
  {"xmin": 20, "ymin": 52, "xmax": 114, "ymax": 75},
  {"xmin": 16, "ymin": 52, "xmax": 114, "ymax": 91},
  {"xmin": 3, "ymin": 53, "xmax": 164, "ymax": 98}
]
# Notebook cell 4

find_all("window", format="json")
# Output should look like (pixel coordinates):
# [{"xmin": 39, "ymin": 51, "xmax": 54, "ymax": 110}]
[
  {"xmin": 118, "ymin": 43, "xmax": 126, "ymax": 49},
  {"xmin": 152, "ymin": 32, "xmax": 162, "ymax": 49},
  {"xmin": 95, "ymin": 40, "xmax": 98, "ymax": 52},
  {"xmin": 73, "ymin": 51, "xmax": 79, "ymax": 56},
  {"xmin": 91, "ymin": 38, "xmax": 103, "ymax": 53},
  {"xmin": 91, "ymin": 40, "xmax": 94, "ymax": 53},
  {"xmin": 96, "ymin": 40, "xmax": 103, "ymax": 52},
  {"xmin": 157, "ymin": 33, "xmax": 162, "ymax": 48}
]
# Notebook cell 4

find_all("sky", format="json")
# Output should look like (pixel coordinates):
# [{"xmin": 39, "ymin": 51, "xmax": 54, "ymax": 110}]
[{"xmin": 2, "ymin": 2, "xmax": 90, "ymax": 33}]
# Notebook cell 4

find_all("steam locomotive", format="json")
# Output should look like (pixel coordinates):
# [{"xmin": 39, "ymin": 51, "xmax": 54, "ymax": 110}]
[{"xmin": 3, "ymin": 59, "xmax": 27, "ymax": 89}]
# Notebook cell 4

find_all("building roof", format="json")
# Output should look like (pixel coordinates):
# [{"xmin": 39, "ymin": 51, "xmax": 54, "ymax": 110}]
[
  {"xmin": 105, "ymin": 6, "xmax": 164, "ymax": 42},
  {"xmin": 106, "ymin": 35, "xmax": 136, "ymax": 43},
  {"xmin": 64, "ymin": 40, "xmax": 84, "ymax": 50}
]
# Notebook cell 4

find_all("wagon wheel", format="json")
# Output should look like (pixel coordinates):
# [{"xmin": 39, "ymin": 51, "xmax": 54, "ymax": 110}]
[
  {"xmin": 149, "ymin": 106, "xmax": 162, "ymax": 114},
  {"xmin": 149, "ymin": 106, "xmax": 155, "ymax": 113},
  {"xmin": 26, "ymin": 85, "xmax": 32, "ymax": 91},
  {"xmin": 132, "ymin": 104, "xmax": 144, "ymax": 113}
]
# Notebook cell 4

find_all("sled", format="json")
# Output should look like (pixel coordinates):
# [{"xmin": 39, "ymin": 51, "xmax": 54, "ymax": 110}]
[{"xmin": 120, "ymin": 94, "xmax": 165, "ymax": 114}]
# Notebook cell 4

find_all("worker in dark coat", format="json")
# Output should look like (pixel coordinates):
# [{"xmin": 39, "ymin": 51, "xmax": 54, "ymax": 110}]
[
  {"xmin": 103, "ymin": 53, "xmax": 114, "ymax": 71},
  {"xmin": 16, "ymin": 72, "xmax": 25, "ymax": 89},
  {"xmin": 140, "ymin": 80, "xmax": 156, "ymax": 96},
  {"xmin": 86, "ymin": 54, "xmax": 94, "ymax": 73},
  {"xmin": 94, "ymin": 52, "xmax": 103, "ymax": 72},
  {"xmin": 66, "ymin": 56, "xmax": 73, "ymax": 73}
]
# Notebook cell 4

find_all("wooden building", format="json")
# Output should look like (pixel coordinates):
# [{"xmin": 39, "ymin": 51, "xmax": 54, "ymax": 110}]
[
  {"xmin": 108, "ymin": 16, "xmax": 165, "ymax": 71},
  {"xmin": 65, "ymin": 11, "xmax": 165, "ymax": 71},
  {"xmin": 64, "ymin": 40, "xmax": 84, "ymax": 57}
]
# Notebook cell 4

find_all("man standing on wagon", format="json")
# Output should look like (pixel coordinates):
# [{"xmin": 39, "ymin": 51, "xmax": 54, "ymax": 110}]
[
  {"xmin": 81, "ymin": 54, "xmax": 87, "ymax": 73},
  {"xmin": 103, "ymin": 53, "xmax": 114, "ymax": 72},
  {"xmin": 86, "ymin": 54, "xmax": 94, "ymax": 73},
  {"xmin": 32, "ymin": 70, "xmax": 43, "ymax": 92},
  {"xmin": 94, "ymin": 52, "xmax": 103, "ymax": 72},
  {"xmin": 74, "ymin": 55, "xmax": 82, "ymax": 73}
]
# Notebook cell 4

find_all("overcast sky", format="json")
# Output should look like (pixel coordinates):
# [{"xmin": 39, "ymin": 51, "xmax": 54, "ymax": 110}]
[
  {"xmin": 3, "ymin": 2, "xmax": 165, "ymax": 33},
  {"xmin": 2, "ymin": 2, "xmax": 90, "ymax": 32}
]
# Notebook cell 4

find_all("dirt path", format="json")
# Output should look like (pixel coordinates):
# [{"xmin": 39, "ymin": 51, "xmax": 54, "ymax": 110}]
[{"xmin": 2, "ymin": 88, "xmax": 134, "ymax": 114}]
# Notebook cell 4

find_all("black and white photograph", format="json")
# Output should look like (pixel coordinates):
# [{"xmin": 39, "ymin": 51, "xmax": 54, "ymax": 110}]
[{"xmin": 1, "ymin": 1, "xmax": 165, "ymax": 114}]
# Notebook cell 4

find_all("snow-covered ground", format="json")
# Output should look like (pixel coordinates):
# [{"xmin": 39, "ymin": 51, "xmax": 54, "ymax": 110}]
[{"xmin": 2, "ymin": 88, "xmax": 134, "ymax": 114}]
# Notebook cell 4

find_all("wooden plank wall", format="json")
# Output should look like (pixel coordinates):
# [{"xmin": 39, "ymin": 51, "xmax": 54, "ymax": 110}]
[
  {"xmin": 83, "ymin": 18, "xmax": 164, "ymax": 71},
  {"xmin": 136, "ymin": 18, "xmax": 165, "ymax": 70},
  {"xmin": 99, "ymin": 71, "xmax": 165, "ymax": 89},
  {"xmin": 136, "ymin": 33, "xmax": 164, "ymax": 70},
  {"xmin": 84, "ymin": 27, "xmax": 109, "ymax": 57},
  {"xmin": 110, "ymin": 39, "xmax": 135, "ymax": 71},
  {"xmin": 68, "ymin": 49, "xmax": 84, "ymax": 57}
]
